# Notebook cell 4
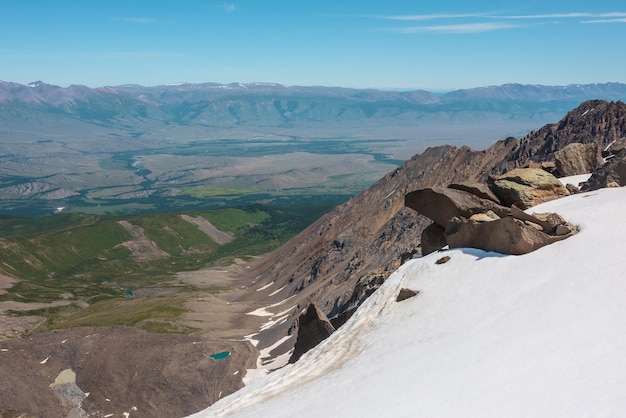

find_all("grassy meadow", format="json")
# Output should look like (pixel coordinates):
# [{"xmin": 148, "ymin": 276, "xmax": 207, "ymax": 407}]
[{"xmin": 0, "ymin": 198, "xmax": 341, "ymax": 334}]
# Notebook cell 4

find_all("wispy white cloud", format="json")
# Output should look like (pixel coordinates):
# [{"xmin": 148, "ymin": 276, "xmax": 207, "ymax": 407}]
[
  {"xmin": 222, "ymin": 3, "xmax": 237, "ymax": 13},
  {"xmin": 393, "ymin": 22, "xmax": 519, "ymax": 34},
  {"xmin": 379, "ymin": 12, "xmax": 626, "ymax": 21},
  {"xmin": 496, "ymin": 12, "xmax": 626, "ymax": 19},
  {"xmin": 582, "ymin": 18, "xmax": 626, "ymax": 23},
  {"xmin": 374, "ymin": 11, "xmax": 626, "ymax": 34}
]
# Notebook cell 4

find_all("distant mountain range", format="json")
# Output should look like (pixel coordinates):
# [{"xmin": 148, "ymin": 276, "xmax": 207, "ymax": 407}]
[
  {"xmin": 2, "ymin": 80, "xmax": 626, "ymax": 141},
  {"xmin": 2, "ymin": 80, "xmax": 626, "ymax": 217}
]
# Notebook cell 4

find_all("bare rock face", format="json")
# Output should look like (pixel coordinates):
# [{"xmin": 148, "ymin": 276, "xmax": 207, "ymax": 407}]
[
  {"xmin": 510, "ymin": 206, "xmax": 568, "ymax": 234},
  {"xmin": 601, "ymin": 138, "xmax": 626, "ymax": 158},
  {"xmin": 420, "ymin": 223, "xmax": 447, "ymax": 256},
  {"xmin": 554, "ymin": 142, "xmax": 599, "ymax": 176},
  {"xmin": 581, "ymin": 148, "xmax": 626, "ymax": 191},
  {"xmin": 405, "ymin": 187, "xmax": 510, "ymax": 228},
  {"xmin": 448, "ymin": 182, "xmax": 501, "ymax": 204},
  {"xmin": 444, "ymin": 215, "xmax": 576, "ymax": 255},
  {"xmin": 289, "ymin": 303, "xmax": 336, "ymax": 364},
  {"xmin": 490, "ymin": 168, "xmax": 570, "ymax": 209},
  {"xmin": 503, "ymin": 100, "xmax": 626, "ymax": 169},
  {"xmin": 330, "ymin": 272, "xmax": 387, "ymax": 329}
]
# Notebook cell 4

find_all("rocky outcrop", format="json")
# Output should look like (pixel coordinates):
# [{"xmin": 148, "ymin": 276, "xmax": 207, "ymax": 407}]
[
  {"xmin": 445, "ymin": 214, "xmax": 577, "ymax": 255},
  {"xmin": 406, "ymin": 177, "xmax": 577, "ymax": 256},
  {"xmin": 405, "ymin": 187, "xmax": 510, "ymax": 227},
  {"xmin": 601, "ymin": 138, "xmax": 626, "ymax": 158},
  {"xmin": 448, "ymin": 182, "xmax": 501, "ymax": 204},
  {"xmin": 582, "ymin": 148, "xmax": 626, "ymax": 191},
  {"xmin": 500, "ymin": 100, "xmax": 626, "ymax": 170},
  {"xmin": 289, "ymin": 304, "xmax": 336, "ymax": 364},
  {"xmin": 420, "ymin": 223, "xmax": 447, "ymax": 256},
  {"xmin": 554, "ymin": 142, "xmax": 599, "ymax": 176},
  {"xmin": 330, "ymin": 273, "xmax": 387, "ymax": 329},
  {"xmin": 489, "ymin": 168, "xmax": 570, "ymax": 209},
  {"xmin": 396, "ymin": 288, "xmax": 419, "ymax": 302},
  {"xmin": 240, "ymin": 100, "xmax": 626, "ymax": 373}
]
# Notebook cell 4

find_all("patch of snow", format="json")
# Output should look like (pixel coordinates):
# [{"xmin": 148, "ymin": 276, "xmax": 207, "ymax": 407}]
[
  {"xmin": 268, "ymin": 285, "xmax": 286, "ymax": 296},
  {"xmin": 243, "ymin": 333, "xmax": 260, "ymax": 347},
  {"xmin": 243, "ymin": 334, "xmax": 294, "ymax": 385},
  {"xmin": 259, "ymin": 315, "xmax": 290, "ymax": 332},
  {"xmin": 246, "ymin": 297, "xmax": 296, "ymax": 316},
  {"xmin": 190, "ymin": 187, "xmax": 626, "ymax": 418},
  {"xmin": 256, "ymin": 281, "xmax": 274, "ymax": 292},
  {"xmin": 604, "ymin": 139, "xmax": 617, "ymax": 152},
  {"xmin": 558, "ymin": 173, "xmax": 591, "ymax": 186},
  {"xmin": 245, "ymin": 307, "xmax": 274, "ymax": 317}
]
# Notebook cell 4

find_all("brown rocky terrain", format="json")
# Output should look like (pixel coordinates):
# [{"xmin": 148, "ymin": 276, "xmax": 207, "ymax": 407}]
[
  {"xmin": 239, "ymin": 100, "xmax": 626, "ymax": 356},
  {"xmin": 1, "ymin": 100, "xmax": 625, "ymax": 417}
]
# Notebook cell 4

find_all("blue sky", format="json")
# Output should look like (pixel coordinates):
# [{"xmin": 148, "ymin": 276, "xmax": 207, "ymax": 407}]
[{"xmin": 2, "ymin": 0, "xmax": 626, "ymax": 90}]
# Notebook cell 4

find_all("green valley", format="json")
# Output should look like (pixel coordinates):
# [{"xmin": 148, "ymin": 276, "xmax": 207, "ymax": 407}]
[{"xmin": 0, "ymin": 198, "xmax": 340, "ymax": 335}]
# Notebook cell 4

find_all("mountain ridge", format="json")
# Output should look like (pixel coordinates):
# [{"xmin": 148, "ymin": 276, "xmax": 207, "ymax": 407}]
[
  {"xmin": 4, "ymin": 80, "xmax": 626, "ymax": 102},
  {"xmin": 240, "ymin": 99, "xmax": 626, "ymax": 353}
]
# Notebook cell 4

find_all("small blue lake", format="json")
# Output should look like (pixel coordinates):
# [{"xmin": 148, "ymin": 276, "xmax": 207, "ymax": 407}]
[{"xmin": 210, "ymin": 351, "xmax": 231, "ymax": 360}]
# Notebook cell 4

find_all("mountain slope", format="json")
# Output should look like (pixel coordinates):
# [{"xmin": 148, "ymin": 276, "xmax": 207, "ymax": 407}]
[
  {"xmin": 241, "ymin": 100, "xmax": 626, "ymax": 346},
  {"xmin": 202, "ymin": 100, "xmax": 626, "ymax": 399},
  {"xmin": 192, "ymin": 185, "xmax": 626, "ymax": 418}
]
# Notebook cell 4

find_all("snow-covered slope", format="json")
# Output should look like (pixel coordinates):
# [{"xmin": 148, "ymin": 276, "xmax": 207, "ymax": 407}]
[{"xmin": 190, "ymin": 186, "xmax": 626, "ymax": 418}]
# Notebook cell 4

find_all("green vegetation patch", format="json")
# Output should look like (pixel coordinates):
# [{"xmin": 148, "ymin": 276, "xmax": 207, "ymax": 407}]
[
  {"xmin": 40, "ymin": 296, "xmax": 188, "ymax": 332},
  {"xmin": 182, "ymin": 187, "xmax": 259, "ymax": 198},
  {"xmin": 0, "ymin": 197, "xmax": 344, "ymax": 333}
]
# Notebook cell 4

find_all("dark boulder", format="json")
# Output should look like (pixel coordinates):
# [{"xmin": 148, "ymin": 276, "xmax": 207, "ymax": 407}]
[
  {"xmin": 581, "ymin": 148, "xmax": 626, "ymax": 191},
  {"xmin": 405, "ymin": 187, "xmax": 510, "ymax": 227},
  {"xmin": 396, "ymin": 288, "xmax": 419, "ymax": 302},
  {"xmin": 289, "ymin": 303, "xmax": 336, "ymax": 363},
  {"xmin": 420, "ymin": 223, "xmax": 447, "ymax": 256}
]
